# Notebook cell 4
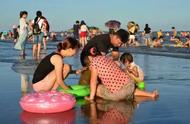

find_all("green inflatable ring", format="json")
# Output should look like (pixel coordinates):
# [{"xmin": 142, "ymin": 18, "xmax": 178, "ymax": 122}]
[
  {"xmin": 57, "ymin": 84, "xmax": 90, "ymax": 97},
  {"xmin": 137, "ymin": 82, "xmax": 145, "ymax": 90}
]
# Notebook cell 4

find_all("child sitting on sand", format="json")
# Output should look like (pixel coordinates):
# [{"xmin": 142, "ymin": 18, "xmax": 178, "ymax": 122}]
[{"xmin": 120, "ymin": 52, "xmax": 145, "ymax": 90}]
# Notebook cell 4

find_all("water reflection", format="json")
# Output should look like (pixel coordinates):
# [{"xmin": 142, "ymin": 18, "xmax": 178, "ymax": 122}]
[
  {"xmin": 81, "ymin": 97, "xmax": 156, "ymax": 124},
  {"xmin": 11, "ymin": 59, "xmax": 38, "ymax": 94},
  {"xmin": 20, "ymin": 74, "xmax": 29, "ymax": 94},
  {"xmin": 20, "ymin": 109, "xmax": 76, "ymax": 124}
]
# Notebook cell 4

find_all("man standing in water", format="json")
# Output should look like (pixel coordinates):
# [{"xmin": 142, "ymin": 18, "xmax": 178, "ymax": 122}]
[
  {"xmin": 79, "ymin": 29, "xmax": 129, "ymax": 84},
  {"xmin": 73, "ymin": 20, "xmax": 80, "ymax": 40},
  {"xmin": 32, "ymin": 11, "xmax": 45, "ymax": 59}
]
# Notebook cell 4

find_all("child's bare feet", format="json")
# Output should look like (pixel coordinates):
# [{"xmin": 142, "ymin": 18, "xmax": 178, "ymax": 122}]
[{"xmin": 151, "ymin": 90, "xmax": 159, "ymax": 98}]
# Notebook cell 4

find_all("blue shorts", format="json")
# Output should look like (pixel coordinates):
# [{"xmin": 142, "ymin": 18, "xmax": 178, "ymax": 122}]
[{"xmin": 33, "ymin": 32, "xmax": 44, "ymax": 44}]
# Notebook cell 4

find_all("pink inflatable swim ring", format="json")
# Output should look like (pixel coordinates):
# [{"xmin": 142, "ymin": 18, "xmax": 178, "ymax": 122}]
[{"xmin": 20, "ymin": 91, "xmax": 76, "ymax": 113}]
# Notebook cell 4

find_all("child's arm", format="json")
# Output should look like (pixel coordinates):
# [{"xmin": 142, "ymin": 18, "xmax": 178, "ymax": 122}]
[
  {"xmin": 128, "ymin": 66, "xmax": 139, "ymax": 78},
  {"xmin": 70, "ymin": 67, "xmax": 88, "ymax": 74},
  {"xmin": 127, "ymin": 67, "xmax": 142, "ymax": 83},
  {"xmin": 127, "ymin": 71, "xmax": 142, "ymax": 83}
]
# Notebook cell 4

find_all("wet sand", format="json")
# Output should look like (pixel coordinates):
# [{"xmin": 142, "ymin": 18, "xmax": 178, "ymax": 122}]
[{"xmin": 0, "ymin": 41, "xmax": 190, "ymax": 124}]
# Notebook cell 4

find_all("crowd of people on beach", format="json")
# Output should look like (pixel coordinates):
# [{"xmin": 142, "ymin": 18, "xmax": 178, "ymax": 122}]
[
  {"xmin": 3, "ymin": 9, "xmax": 190, "ymax": 102},
  {"xmin": 12, "ymin": 10, "xmax": 50, "ymax": 59},
  {"xmin": 27, "ymin": 10, "xmax": 159, "ymax": 101}
]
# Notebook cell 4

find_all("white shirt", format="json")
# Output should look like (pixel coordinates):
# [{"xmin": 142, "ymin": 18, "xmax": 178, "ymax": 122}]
[
  {"xmin": 130, "ymin": 62, "xmax": 144, "ymax": 81},
  {"xmin": 32, "ymin": 18, "xmax": 45, "ymax": 31},
  {"xmin": 80, "ymin": 25, "xmax": 88, "ymax": 32},
  {"xmin": 19, "ymin": 18, "xmax": 28, "ymax": 34}
]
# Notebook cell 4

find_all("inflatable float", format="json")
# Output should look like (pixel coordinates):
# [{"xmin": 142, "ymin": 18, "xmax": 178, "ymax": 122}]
[
  {"xmin": 19, "ymin": 91, "xmax": 76, "ymax": 113},
  {"xmin": 20, "ymin": 109, "xmax": 76, "ymax": 124},
  {"xmin": 137, "ymin": 82, "xmax": 145, "ymax": 90},
  {"xmin": 57, "ymin": 84, "xmax": 90, "ymax": 97}
]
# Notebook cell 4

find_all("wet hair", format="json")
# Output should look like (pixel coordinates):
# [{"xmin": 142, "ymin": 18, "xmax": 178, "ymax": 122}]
[
  {"xmin": 20, "ymin": 11, "xmax": 28, "ymax": 18},
  {"xmin": 120, "ymin": 52, "xmax": 133, "ymax": 64},
  {"xmin": 80, "ymin": 46, "xmax": 101, "ymax": 67},
  {"xmin": 57, "ymin": 37, "xmax": 80, "ymax": 52},
  {"xmin": 36, "ymin": 11, "xmax": 42, "ymax": 17}
]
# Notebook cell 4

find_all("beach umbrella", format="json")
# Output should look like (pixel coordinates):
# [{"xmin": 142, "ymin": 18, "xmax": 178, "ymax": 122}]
[
  {"xmin": 127, "ymin": 21, "xmax": 140, "ymax": 34},
  {"xmin": 105, "ymin": 20, "xmax": 121, "ymax": 29}
]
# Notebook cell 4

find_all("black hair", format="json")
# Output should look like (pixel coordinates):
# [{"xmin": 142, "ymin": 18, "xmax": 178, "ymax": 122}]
[
  {"xmin": 152, "ymin": 37, "xmax": 157, "ymax": 41},
  {"xmin": 80, "ymin": 20, "xmax": 86, "ymax": 25},
  {"xmin": 36, "ymin": 11, "xmax": 42, "ymax": 17},
  {"xmin": 76, "ymin": 20, "xmax": 79, "ymax": 24},
  {"xmin": 80, "ymin": 46, "xmax": 101, "ymax": 67},
  {"xmin": 120, "ymin": 52, "xmax": 133, "ymax": 64},
  {"xmin": 172, "ymin": 27, "xmax": 175, "ymax": 29},
  {"xmin": 109, "ymin": 29, "xmax": 115, "ymax": 34},
  {"xmin": 145, "ymin": 24, "xmax": 149, "ymax": 27},
  {"xmin": 57, "ymin": 37, "xmax": 80, "ymax": 52},
  {"xmin": 20, "ymin": 11, "xmax": 28, "ymax": 18},
  {"xmin": 114, "ymin": 29, "xmax": 129, "ymax": 43}
]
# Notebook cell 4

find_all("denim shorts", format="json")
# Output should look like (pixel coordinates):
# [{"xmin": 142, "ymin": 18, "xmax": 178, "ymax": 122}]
[{"xmin": 33, "ymin": 32, "xmax": 44, "ymax": 44}]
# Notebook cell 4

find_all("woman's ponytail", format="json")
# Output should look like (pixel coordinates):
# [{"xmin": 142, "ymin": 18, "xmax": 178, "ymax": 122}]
[{"xmin": 57, "ymin": 37, "xmax": 80, "ymax": 52}]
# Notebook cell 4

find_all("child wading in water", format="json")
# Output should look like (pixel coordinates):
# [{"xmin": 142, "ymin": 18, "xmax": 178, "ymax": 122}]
[{"xmin": 120, "ymin": 52, "xmax": 145, "ymax": 90}]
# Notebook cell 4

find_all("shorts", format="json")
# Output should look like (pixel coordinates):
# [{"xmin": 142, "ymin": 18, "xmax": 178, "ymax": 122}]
[
  {"xmin": 97, "ymin": 82, "xmax": 135, "ymax": 101},
  {"xmin": 33, "ymin": 32, "xmax": 44, "ymax": 44},
  {"xmin": 144, "ymin": 34, "xmax": 151, "ymax": 40},
  {"xmin": 80, "ymin": 31, "xmax": 87, "ymax": 37}
]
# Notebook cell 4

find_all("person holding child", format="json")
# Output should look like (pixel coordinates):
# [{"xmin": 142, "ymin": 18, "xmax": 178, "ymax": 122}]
[{"xmin": 84, "ymin": 47, "xmax": 159, "ymax": 101}]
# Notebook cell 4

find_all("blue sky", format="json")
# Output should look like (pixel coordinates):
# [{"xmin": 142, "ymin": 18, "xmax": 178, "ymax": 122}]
[{"xmin": 0, "ymin": 0, "xmax": 189, "ymax": 31}]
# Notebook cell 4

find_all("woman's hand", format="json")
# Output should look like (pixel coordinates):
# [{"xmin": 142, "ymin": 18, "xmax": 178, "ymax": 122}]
[
  {"xmin": 61, "ymin": 85, "xmax": 71, "ymax": 90},
  {"xmin": 76, "ymin": 67, "xmax": 88, "ymax": 74}
]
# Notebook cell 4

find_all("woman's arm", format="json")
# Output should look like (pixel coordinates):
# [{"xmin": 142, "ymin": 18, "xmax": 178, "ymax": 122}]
[
  {"xmin": 85, "ymin": 66, "xmax": 98, "ymax": 101},
  {"xmin": 90, "ymin": 66, "xmax": 98, "ymax": 100},
  {"xmin": 51, "ymin": 55, "xmax": 70, "ymax": 90}
]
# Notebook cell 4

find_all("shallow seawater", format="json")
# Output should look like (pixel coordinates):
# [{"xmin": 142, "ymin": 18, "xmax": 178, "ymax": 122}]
[{"xmin": 0, "ymin": 41, "xmax": 190, "ymax": 124}]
